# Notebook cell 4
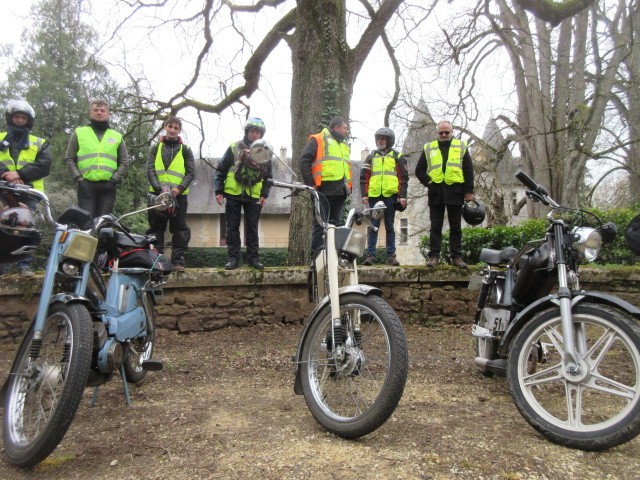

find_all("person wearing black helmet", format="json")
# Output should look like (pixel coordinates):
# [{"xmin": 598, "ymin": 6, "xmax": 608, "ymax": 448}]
[
  {"xmin": 215, "ymin": 117, "xmax": 272, "ymax": 270},
  {"xmin": 415, "ymin": 120, "xmax": 475, "ymax": 269},
  {"xmin": 146, "ymin": 117, "xmax": 195, "ymax": 273},
  {"xmin": 65, "ymin": 98, "xmax": 130, "ymax": 219},
  {"xmin": 0, "ymin": 99, "xmax": 52, "ymax": 277},
  {"xmin": 359, "ymin": 127, "xmax": 408, "ymax": 266}
]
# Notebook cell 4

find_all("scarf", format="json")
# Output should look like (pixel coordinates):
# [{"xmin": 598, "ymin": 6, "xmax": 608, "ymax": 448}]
[{"xmin": 2, "ymin": 125, "xmax": 30, "ymax": 151}]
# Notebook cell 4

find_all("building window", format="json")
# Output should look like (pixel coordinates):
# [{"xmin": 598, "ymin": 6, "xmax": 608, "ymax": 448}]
[{"xmin": 399, "ymin": 218, "xmax": 408, "ymax": 245}]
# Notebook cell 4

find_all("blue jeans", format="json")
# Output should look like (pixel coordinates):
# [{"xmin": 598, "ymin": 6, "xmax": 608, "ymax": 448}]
[{"xmin": 367, "ymin": 195, "xmax": 397, "ymax": 256}]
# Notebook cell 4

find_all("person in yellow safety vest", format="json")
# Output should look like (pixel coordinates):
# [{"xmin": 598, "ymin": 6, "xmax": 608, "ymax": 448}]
[
  {"xmin": 65, "ymin": 98, "xmax": 130, "ymax": 219},
  {"xmin": 415, "ymin": 120, "xmax": 475, "ymax": 269},
  {"xmin": 299, "ymin": 116, "xmax": 352, "ymax": 255},
  {"xmin": 146, "ymin": 117, "xmax": 195, "ymax": 273},
  {"xmin": 359, "ymin": 127, "xmax": 408, "ymax": 266},
  {"xmin": 214, "ymin": 117, "xmax": 273, "ymax": 270},
  {"xmin": 0, "ymin": 99, "xmax": 52, "ymax": 278}
]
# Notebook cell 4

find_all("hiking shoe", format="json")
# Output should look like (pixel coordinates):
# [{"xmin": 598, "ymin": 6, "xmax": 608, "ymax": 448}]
[
  {"xmin": 174, "ymin": 264, "xmax": 185, "ymax": 273},
  {"xmin": 18, "ymin": 266, "xmax": 35, "ymax": 278},
  {"xmin": 362, "ymin": 255, "xmax": 375, "ymax": 266},
  {"xmin": 426, "ymin": 256, "xmax": 439, "ymax": 268},
  {"xmin": 451, "ymin": 257, "xmax": 468, "ymax": 269},
  {"xmin": 224, "ymin": 259, "xmax": 239, "ymax": 270},
  {"xmin": 387, "ymin": 255, "xmax": 400, "ymax": 266},
  {"xmin": 248, "ymin": 260, "xmax": 264, "ymax": 270}
]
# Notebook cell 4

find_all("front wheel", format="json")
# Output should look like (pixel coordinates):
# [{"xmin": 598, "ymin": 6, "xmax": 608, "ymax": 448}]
[
  {"xmin": 3, "ymin": 303, "xmax": 93, "ymax": 467},
  {"xmin": 300, "ymin": 293, "xmax": 408, "ymax": 439},
  {"xmin": 507, "ymin": 303, "xmax": 640, "ymax": 451},
  {"xmin": 122, "ymin": 291, "xmax": 155, "ymax": 383}
]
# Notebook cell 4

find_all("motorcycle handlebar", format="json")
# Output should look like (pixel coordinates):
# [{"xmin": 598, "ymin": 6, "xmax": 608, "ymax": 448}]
[
  {"xmin": 0, "ymin": 180, "xmax": 56, "ymax": 225},
  {"xmin": 514, "ymin": 169, "xmax": 559, "ymax": 208},
  {"xmin": 266, "ymin": 179, "xmax": 324, "ymax": 226}
]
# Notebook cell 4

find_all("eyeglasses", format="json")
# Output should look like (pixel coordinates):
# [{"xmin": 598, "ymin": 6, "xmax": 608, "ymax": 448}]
[{"xmin": 438, "ymin": 131, "xmax": 452, "ymax": 135}]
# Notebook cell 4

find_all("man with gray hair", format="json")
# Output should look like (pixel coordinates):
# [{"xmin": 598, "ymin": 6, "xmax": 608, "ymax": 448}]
[
  {"xmin": 415, "ymin": 120, "xmax": 474, "ymax": 269},
  {"xmin": 66, "ymin": 99, "xmax": 130, "ymax": 218}
]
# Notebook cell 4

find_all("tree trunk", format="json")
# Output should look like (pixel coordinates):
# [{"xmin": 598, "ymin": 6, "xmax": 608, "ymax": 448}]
[{"xmin": 288, "ymin": 0, "xmax": 352, "ymax": 265}]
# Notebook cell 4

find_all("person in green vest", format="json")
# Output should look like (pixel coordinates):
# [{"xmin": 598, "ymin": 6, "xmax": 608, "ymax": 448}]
[
  {"xmin": 299, "ymin": 116, "xmax": 352, "ymax": 255},
  {"xmin": 0, "ymin": 99, "xmax": 52, "ymax": 277},
  {"xmin": 146, "ymin": 116, "xmax": 195, "ymax": 273},
  {"xmin": 415, "ymin": 120, "xmax": 475, "ymax": 269},
  {"xmin": 214, "ymin": 117, "xmax": 273, "ymax": 270},
  {"xmin": 65, "ymin": 98, "xmax": 130, "ymax": 219},
  {"xmin": 359, "ymin": 127, "xmax": 408, "ymax": 266}
]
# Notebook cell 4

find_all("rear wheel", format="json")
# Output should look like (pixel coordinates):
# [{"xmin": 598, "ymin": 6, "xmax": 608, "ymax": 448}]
[
  {"xmin": 507, "ymin": 303, "xmax": 640, "ymax": 450},
  {"xmin": 300, "ymin": 293, "xmax": 408, "ymax": 439},
  {"xmin": 122, "ymin": 292, "xmax": 155, "ymax": 383},
  {"xmin": 3, "ymin": 303, "xmax": 92, "ymax": 468}
]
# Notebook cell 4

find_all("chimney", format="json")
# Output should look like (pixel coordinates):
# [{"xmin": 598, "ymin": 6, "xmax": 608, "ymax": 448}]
[
  {"xmin": 280, "ymin": 147, "xmax": 287, "ymax": 164},
  {"xmin": 360, "ymin": 147, "xmax": 370, "ymax": 161}
]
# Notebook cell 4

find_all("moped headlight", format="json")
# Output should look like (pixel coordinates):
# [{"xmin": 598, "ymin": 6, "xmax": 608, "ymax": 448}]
[
  {"xmin": 61, "ymin": 231, "xmax": 98, "ymax": 263},
  {"xmin": 573, "ymin": 227, "xmax": 601, "ymax": 262},
  {"xmin": 334, "ymin": 227, "xmax": 366, "ymax": 258}
]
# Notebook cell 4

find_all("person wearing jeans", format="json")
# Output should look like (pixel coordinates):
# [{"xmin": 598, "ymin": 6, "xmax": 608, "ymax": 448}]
[{"xmin": 359, "ymin": 127, "xmax": 408, "ymax": 266}]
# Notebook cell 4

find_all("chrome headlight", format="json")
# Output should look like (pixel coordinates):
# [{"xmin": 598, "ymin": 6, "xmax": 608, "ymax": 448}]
[
  {"xmin": 334, "ymin": 227, "xmax": 366, "ymax": 258},
  {"xmin": 573, "ymin": 227, "xmax": 602, "ymax": 262}
]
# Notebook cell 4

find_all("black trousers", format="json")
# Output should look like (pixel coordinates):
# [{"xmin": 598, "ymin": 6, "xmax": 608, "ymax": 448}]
[
  {"xmin": 146, "ymin": 195, "xmax": 191, "ymax": 265},
  {"xmin": 77, "ymin": 180, "xmax": 116, "ymax": 219},
  {"xmin": 311, "ymin": 194, "xmax": 346, "ymax": 254},
  {"xmin": 428, "ymin": 203, "xmax": 463, "ymax": 259},
  {"xmin": 225, "ymin": 197, "xmax": 262, "ymax": 262}
]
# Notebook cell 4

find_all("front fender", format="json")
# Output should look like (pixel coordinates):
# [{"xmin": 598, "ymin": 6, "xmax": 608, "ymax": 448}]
[
  {"xmin": 293, "ymin": 285, "xmax": 382, "ymax": 395},
  {"xmin": 498, "ymin": 290, "xmax": 640, "ymax": 356}
]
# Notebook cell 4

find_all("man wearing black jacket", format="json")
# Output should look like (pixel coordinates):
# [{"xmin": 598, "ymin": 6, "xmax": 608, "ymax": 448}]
[
  {"xmin": 146, "ymin": 117, "xmax": 195, "ymax": 272},
  {"xmin": 415, "ymin": 120, "xmax": 474, "ymax": 268}
]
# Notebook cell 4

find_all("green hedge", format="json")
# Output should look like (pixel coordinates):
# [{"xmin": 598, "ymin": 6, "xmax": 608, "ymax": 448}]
[
  {"xmin": 185, "ymin": 247, "xmax": 289, "ymax": 268},
  {"xmin": 419, "ymin": 207, "xmax": 639, "ymax": 266}
]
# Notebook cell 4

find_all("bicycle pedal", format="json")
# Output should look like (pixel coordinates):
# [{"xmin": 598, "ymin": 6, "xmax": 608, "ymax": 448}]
[{"xmin": 141, "ymin": 359, "xmax": 164, "ymax": 371}]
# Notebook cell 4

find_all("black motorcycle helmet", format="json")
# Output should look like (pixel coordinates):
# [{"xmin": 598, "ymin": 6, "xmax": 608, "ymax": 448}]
[
  {"xmin": 5, "ymin": 99, "xmax": 36, "ymax": 130},
  {"xmin": 462, "ymin": 200, "xmax": 485, "ymax": 226},
  {"xmin": 0, "ymin": 193, "xmax": 42, "ymax": 264},
  {"xmin": 374, "ymin": 127, "xmax": 395, "ymax": 149},
  {"xmin": 244, "ymin": 117, "xmax": 266, "ymax": 138}
]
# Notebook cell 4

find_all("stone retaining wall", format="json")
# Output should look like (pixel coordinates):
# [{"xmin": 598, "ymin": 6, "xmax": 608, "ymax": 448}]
[{"xmin": 2, "ymin": 266, "xmax": 639, "ymax": 343}]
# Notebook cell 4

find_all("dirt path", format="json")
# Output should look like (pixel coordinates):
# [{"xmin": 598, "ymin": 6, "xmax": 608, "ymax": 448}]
[{"xmin": 0, "ymin": 323, "xmax": 639, "ymax": 479}]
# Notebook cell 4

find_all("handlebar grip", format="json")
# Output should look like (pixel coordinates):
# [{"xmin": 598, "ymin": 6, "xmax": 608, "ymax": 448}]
[{"xmin": 515, "ymin": 169, "xmax": 539, "ymax": 191}]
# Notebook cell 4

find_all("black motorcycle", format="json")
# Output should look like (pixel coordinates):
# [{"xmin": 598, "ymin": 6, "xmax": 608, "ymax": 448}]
[{"xmin": 469, "ymin": 169, "xmax": 640, "ymax": 451}]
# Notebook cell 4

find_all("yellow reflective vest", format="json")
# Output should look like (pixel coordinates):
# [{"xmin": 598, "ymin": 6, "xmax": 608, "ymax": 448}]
[
  {"xmin": 223, "ymin": 142, "xmax": 263, "ymax": 198},
  {"xmin": 149, "ymin": 144, "xmax": 189, "ymax": 195},
  {"xmin": 423, "ymin": 139, "xmax": 466, "ymax": 185},
  {"xmin": 76, "ymin": 126, "xmax": 122, "ymax": 181},
  {"xmin": 309, "ymin": 128, "xmax": 351, "ymax": 189},
  {"xmin": 368, "ymin": 151, "xmax": 400, "ymax": 197},
  {"xmin": 0, "ymin": 132, "xmax": 45, "ymax": 191}
]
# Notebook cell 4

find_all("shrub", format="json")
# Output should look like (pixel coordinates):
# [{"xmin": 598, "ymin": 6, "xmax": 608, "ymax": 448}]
[
  {"xmin": 185, "ymin": 247, "xmax": 289, "ymax": 268},
  {"xmin": 419, "ymin": 208, "xmax": 640, "ymax": 265}
]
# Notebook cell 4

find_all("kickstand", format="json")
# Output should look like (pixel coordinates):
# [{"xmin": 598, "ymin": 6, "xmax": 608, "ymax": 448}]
[
  {"xmin": 120, "ymin": 364, "xmax": 132, "ymax": 405},
  {"xmin": 89, "ymin": 366, "xmax": 132, "ymax": 407}
]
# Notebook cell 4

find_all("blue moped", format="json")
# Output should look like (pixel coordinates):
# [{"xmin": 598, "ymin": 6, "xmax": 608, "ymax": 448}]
[{"xmin": 0, "ymin": 180, "xmax": 173, "ymax": 468}]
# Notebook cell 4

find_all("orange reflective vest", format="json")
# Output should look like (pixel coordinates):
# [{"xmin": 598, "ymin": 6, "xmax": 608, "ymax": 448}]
[{"xmin": 309, "ymin": 128, "xmax": 351, "ymax": 189}]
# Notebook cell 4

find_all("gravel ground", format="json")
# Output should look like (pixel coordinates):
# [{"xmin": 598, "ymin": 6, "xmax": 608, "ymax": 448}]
[{"xmin": 0, "ymin": 322, "xmax": 639, "ymax": 479}]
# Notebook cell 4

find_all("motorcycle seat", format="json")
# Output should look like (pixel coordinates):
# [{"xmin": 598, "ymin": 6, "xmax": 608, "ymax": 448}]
[{"xmin": 479, "ymin": 246, "xmax": 518, "ymax": 265}]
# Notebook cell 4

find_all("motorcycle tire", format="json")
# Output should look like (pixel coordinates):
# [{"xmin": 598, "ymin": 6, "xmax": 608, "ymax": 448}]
[
  {"xmin": 299, "ymin": 293, "xmax": 408, "ymax": 439},
  {"xmin": 3, "ymin": 302, "xmax": 93, "ymax": 468},
  {"xmin": 123, "ymin": 292, "xmax": 156, "ymax": 383},
  {"xmin": 507, "ymin": 303, "xmax": 640, "ymax": 451}
]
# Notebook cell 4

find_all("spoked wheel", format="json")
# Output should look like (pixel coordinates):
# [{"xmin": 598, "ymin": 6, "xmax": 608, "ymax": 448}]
[
  {"xmin": 3, "ymin": 303, "xmax": 92, "ymax": 468},
  {"xmin": 300, "ymin": 293, "xmax": 408, "ymax": 439},
  {"xmin": 507, "ymin": 303, "xmax": 640, "ymax": 451},
  {"xmin": 122, "ymin": 292, "xmax": 155, "ymax": 383}
]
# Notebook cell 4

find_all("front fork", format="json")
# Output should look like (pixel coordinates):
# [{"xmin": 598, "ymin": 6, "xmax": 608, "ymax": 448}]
[
  {"xmin": 553, "ymin": 226, "xmax": 581, "ymax": 375},
  {"xmin": 324, "ymin": 225, "xmax": 361, "ymax": 359}
]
